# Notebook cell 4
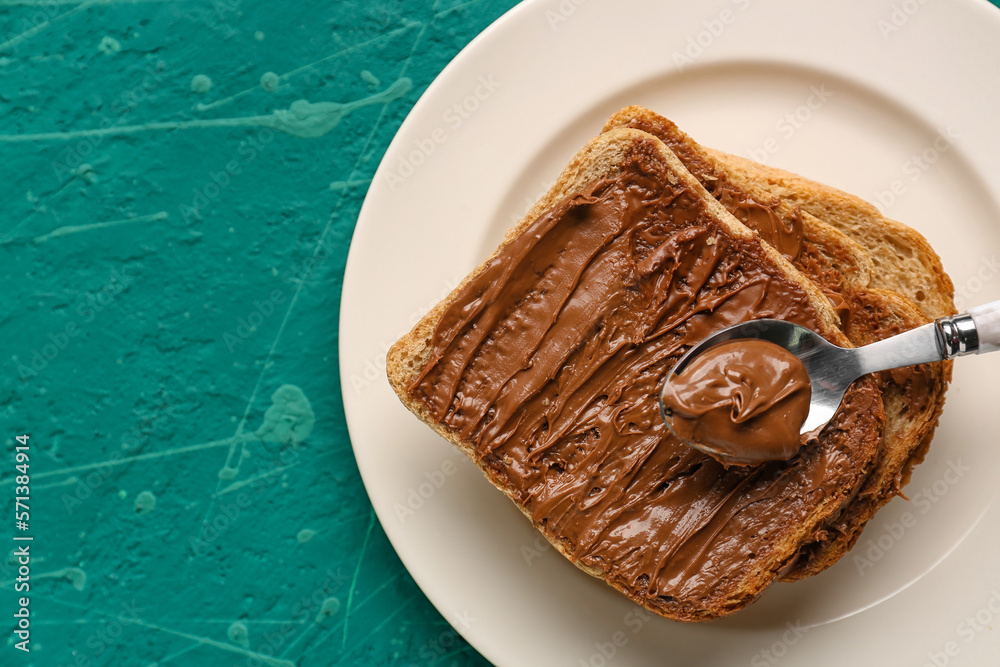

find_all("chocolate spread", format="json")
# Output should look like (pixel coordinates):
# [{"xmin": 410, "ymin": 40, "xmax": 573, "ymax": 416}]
[
  {"xmin": 660, "ymin": 339, "xmax": 812, "ymax": 466},
  {"xmin": 716, "ymin": 188, "xmax": 803, "ymax": 261},
  {"xmin": 407, "ymin": 149, "xmax": 881, "ymax": 608}
]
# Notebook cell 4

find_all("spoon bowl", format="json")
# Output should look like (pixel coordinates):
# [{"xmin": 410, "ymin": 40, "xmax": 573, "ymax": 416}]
[
  {"xmin": 661, "ymin": 319, "xmax": 853, "ymax": 439},
  {"xmin": 660, "ymin": 300, "xmax": 1000, "ymax": 463}
]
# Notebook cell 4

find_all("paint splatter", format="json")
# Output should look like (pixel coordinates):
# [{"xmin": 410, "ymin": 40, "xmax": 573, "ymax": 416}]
[
  {"xmin": 227, "ymin": 621, "xmax": 249, "ymax": 648},
  {"xmin": 218, "ymin": 466, "xmax": 238, "ymax": 480},
  {"xmin": 360, "ymin": 70, "xmax": 379, "ymax": 87},
  {"xmin": 315, "ymin": 597, "xmax": 340, "ymax": 622},
  {"xmin": 65, "ymin": 568, "xmax": 86, "ymax": 591},
  {"xmin": 256, "ymin": 385, "xmax": 314, "ymax": 444},
  {"xmin": 191, "ymin": 74, "xmax": 213, "ymax": 94},
  {"xmin": 296, "ymin": 529, "xmax": 316, "ymax": 543},
  {"xmin": 97, "ymin": 36, "xmax": 120, "ymax": 55},
  {"xmin": 254, "ymin": 30, "xmax": 265, "ymax": 41},
  {"xmin": 271, "ymin": 77, "xmax": 412, "ymax": 139},
  {"xmin": 1, "ymin": 78, "xmax": 413, "ymax": 143},
  {"xmin": 260, "ymin": 71, "xmax": 279, "ymax": 92},
  {"xmin": 134, "ymin": 490, "xmax": 156, "ymax": 515},
  {"xmin": 75, "ymin": 163, "xmax": 96, "ymax": 183}
]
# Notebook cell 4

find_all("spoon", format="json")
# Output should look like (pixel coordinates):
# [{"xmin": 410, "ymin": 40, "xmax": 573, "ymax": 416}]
[{"xmin": 659, "ymin": 300, "xmax": 1000, "ymax": 461}]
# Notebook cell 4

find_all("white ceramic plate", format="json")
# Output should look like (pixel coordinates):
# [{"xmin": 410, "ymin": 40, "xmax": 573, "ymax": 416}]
[{"xmin": 341, "ymin": 1, "xmax": 1000, "ymax": 664}]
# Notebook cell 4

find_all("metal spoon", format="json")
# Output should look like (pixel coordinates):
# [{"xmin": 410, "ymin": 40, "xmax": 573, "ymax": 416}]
[{"xmin": 659, "ymin": 300, "xmax": 1000, "ymax": 458}]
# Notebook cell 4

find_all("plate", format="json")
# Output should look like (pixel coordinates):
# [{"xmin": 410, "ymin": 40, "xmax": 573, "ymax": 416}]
[{"xmin": 341, "ymin": 1, "xmax": 1000, "ymax": 664}]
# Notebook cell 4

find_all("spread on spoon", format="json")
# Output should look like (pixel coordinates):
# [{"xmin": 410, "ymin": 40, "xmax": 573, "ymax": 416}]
[{"xmin": 660, "ymin": 339, "xmax": 812, "ymax": 466}]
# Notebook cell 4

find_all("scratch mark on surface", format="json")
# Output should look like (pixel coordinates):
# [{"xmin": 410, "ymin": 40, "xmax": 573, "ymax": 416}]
[
  {"xmin": 151, "ymin": 640, "xmax": 202, "ymax": 666},
  {"xmin": 182, "ymin": 618, "xmax": 308, "ymax": 625},
  {"xmin": 128, "ymin": 617, "xmax": 295, "ymax": 666},
  {"xmin": 434, "ymin": 0, "xmax": 489, "ymax": 18},
  {"xmin": 1, "ymin": 567, "xmax": 84, "ymax": 590},
  {"xmin": 329, "ymin": 593, "xmax": 420, "ymax": 664},
  {"xmin": 195, "ymin": 24, "xmax": 418, "ymax": 112},
  {"xmin": 328, "ymin": 179, "xmax": 371, "ymax": 191},
  {"xmin": 340, "ymin": 509, "xmax": 375, "ymax": 650},
  {"xmin": 0, "ymin": 115, "xmax": 278, "ymax": 141},
  {"xmin": 0, "ymin": 0, "xmax": 96, "ymax": 52},
  {"xmin": 34, "ymin": 591, "xmax": 290, "ymax": 665},
  {"xmin": 278, "ymin": 568, "xmax": 399, "ymax": 660},
  {"xmin": 0, "ymin": 434, "xmax": 254, "ymax": 487},
  {"xmin": 0, "ymin": 0, "xmax": 189, "ymax": 5},
  {"xmin": 276, "ymin": 621, "xmax": 317, "ymax": 659},
  {"xmin": 0, "ymin": 79, "xmax": 411, "ymax": 142},
  {"xmin": 213, "ymin": 463, "xmax": 295, "ymax": 497},
  {"xmin": 33, "ymin": 476, "xmax": 78, "ymax": 490},
  {"xmin": 34, "ymin": 211, "xmax": 168, "ymax": 243},
  {"xmin": 342, "ymin": 570, "xmax": 403, "ymax": 622},
  {"xmin": 428, "ymin": 644, "xmax": 476, "ymax": 666},
  {"xmin": 1, "ymin": 178, "xmax": 76, "ymax": 243}
]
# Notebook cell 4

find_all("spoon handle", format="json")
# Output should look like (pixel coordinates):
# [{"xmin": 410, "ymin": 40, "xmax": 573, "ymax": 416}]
[
  {"xmin": 967, "ymin": 300, "xmax": 1000, "ymax": 355},
  {"xmin": 852, "ymin": 300, "xmax": 1000, "ymax": 375},
  {"xmin": 853, "ymin": 321, "xmax": 943, "ymax": 375}
]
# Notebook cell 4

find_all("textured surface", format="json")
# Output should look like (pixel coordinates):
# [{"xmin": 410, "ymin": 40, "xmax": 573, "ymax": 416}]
[
  {"xmin": 0, "ymin": 1, "xmax": 519, "ymax": 664},
  {"xmin": 4, "ymin": 1, "xmax": 1000, "ymax": 666}
]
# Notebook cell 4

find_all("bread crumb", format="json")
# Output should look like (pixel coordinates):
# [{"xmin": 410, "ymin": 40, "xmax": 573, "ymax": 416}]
[{"xmin": 707, "ymin": 236, "xmax": 717, "ymax": 246}]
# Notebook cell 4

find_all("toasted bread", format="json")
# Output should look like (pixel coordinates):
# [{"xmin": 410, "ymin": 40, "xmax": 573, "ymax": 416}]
[
  {"xmin": 387, "ymin": 127, "xmax": 884, "ymax": 621},
  {"xmin": 705, "ymin": 149, "xmax": 956, "ymax": 320},
  {"xmin": 600, "ymin": 107, "xmax": 953, "ymax": 578}
]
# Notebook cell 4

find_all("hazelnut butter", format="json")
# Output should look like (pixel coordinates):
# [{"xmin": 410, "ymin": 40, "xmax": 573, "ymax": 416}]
[
  {"xmin": 406, "ymin": 150, "xmax": 882, "ymax": 607},
  {"xmin": 660, "ymin": 339, "xmax": 812, "ymax": 466}
]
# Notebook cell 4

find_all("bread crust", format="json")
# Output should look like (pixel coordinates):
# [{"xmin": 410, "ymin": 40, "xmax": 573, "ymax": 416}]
[{"xmin": 705, "ymin": 148, "xmax": 956, "ymax": 320}]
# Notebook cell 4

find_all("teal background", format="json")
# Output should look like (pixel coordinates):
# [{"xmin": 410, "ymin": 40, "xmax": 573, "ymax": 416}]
[
  {"xmin": 0, "ymin": 0, "xmax": 518, "ymax": 665},
  {"xmin": 3, "ymin": 1, "xmax": 1000, "ymax": 666}
]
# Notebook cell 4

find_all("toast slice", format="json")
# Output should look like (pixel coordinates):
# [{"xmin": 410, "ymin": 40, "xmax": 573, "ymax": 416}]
[
  {"xmin": 600, "ymin": 107, "xmax": 952, "ymax": 578},
  {"xmin": 387, "ymin": 127, "xmax": 884, "ymax": 621}
]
